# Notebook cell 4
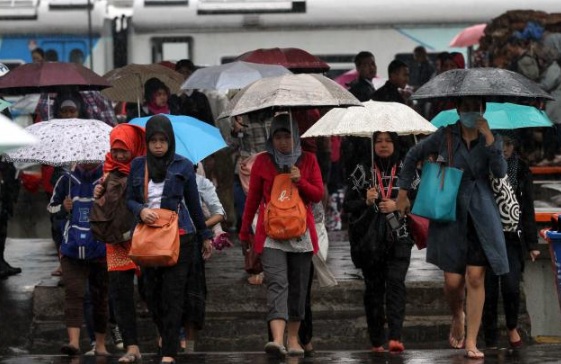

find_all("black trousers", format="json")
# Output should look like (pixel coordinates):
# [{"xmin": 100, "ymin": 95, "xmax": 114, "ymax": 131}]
[
  {"xmin": 109, "ymin": 269, "xmax": 138, "ymax": 347},
  {"xmin": 141, "ymin": 234, "xmax": 193, "ymax": 358},
  {"xmin": 361, "ymin": 240, "xmax": 411, "ymax": 347},
  {"xmin": 298, "ymin": 263, "xmax": 314, "ymax": 346},
  {"xmin": 182, "ymin": 237, "xmax": 207, "ymax": 330},
  {"xmin": 482, "ymin": 234, "xmax": 523, "ymax": 347}
]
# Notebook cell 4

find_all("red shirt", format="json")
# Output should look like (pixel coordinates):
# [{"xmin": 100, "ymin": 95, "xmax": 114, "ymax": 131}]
[{"xmin": 239, "ymin": 152, "xmax": 324, "ymax": 253}]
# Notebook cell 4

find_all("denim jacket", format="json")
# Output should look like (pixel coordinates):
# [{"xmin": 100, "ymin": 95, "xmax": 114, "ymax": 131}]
[{"xmin": 126, "ymin": 155, "xmax": 212, "ymax": 241}]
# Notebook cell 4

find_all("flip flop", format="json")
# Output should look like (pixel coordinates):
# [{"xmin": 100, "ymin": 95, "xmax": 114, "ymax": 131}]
[
  {"xmin": 60, "ymin": 344, "xmax": 80, "ymax": 356},
  {"xmin": 118, "ymin": 353, "xmax": 142, "ymax": 363}
]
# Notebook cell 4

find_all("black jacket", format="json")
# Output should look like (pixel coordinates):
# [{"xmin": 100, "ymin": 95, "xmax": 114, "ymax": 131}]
[
  {"xmin": 515, "ymin": 158, "xmax": 539, "ymax": 251},
  {"xmin": 373, "ymin": 81, "xmax": 405, "ymax": 104},
  {"xmin": 348, "ymin": 78, "xmax": 376, "ymax": 102}
]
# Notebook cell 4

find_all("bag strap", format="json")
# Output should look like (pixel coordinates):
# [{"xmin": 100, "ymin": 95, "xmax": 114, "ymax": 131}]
[
  {"xmin": 143, "ymin": 161, "xmax": 148, "ymax": 203},
  {"xmin": 439, "ymin": 127, "xmax": 454, "ymax": 189}
]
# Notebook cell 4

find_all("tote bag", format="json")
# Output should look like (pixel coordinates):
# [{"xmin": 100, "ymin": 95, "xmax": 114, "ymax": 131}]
[
  {"xmin": 489, "ymin": 175, "xmax": 520, "ymax": 232},
  {"xmin": 411, "ymin": 129, "xmax": 463, "ymax": 222}
]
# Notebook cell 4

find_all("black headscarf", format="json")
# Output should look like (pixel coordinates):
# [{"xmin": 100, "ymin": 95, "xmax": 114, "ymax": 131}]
[{"xmin": 145, "ymin": 114, "xmax": 175, "ymax": 182}]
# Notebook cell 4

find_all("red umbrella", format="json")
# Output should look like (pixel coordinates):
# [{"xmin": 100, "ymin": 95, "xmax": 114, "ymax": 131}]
[
  {"xmin": 0, "ymin": 62, "xmax": 110, "ymax": 95},
  {"xmin": 449, "ymin": 23, "xmax": 487, "ymax": 48},
  {"xmin": 235, "ymin": 47, "xmax": 330, "ymax": 73}
]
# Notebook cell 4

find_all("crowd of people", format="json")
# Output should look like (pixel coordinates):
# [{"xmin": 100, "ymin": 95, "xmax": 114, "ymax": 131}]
[{"xmin": 0, "ymin": 30, "xmax": 558, "ymax": 361}]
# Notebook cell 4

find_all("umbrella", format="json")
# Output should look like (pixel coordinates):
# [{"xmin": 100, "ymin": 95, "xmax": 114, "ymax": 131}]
[
  {"xmin": 410, "ymin": 68, "xmax": 553, "ymax": 101},
  {"xmin": 181, "ymin": 61, "xmax": 292, "ymax": 90},
  {"xmin": 129, "ymin": 114, "xmax": 227, "ymax": 164},
  {"xmin": 449, "ymin": 23, "xmax": 487, "ymax": 48},
  {"xmin": 0, "ymin": 99, "xmax": 10, "ymax": 112},
  {"xmin": 431, "ymin": 102, "xmax": 553, "ymax": 129},
  {"xmin": 101, "ymin": 64, "xmax": 185, "ymax": 103},
  {"xmin": 0, "ymin": 62, "xmax": 110, "ymax": 95},
  {"xmin": 235, "ymin": 47, "xmax": 330, "ymax": 73},
  {"xmin": 0, "ymin": 114, "xmax": 39, "ymax": 154},
  {"xmin": 4, "ymin": 118, "xmax": 112, "ymax": 166},
  {"xmin": 301, "ymin": 101, "xmax": 437, "ymax": 138},
  {"xmin": 221, "ymin": 73, "xmax": 362, "ymax": 118}
]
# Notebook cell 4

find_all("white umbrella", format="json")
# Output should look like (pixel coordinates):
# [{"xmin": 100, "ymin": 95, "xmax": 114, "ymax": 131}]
[
  {"xmin": 5, "ymin": 118, "xmax": 112, "ymax": 166},
  {"xmin": 181, "ymin": 61, "xmax": 292, "ymax": 90},
  {"xmin": 0, "ymin": 114, "xmax": 39, "ymax": 154},
  {"xmin": 301, "ymin": 101, "xmax": 437, "ymax": 138},
  {"xmin": 220, "ymin": 73, "xmax": 362, "ymax": 118}
]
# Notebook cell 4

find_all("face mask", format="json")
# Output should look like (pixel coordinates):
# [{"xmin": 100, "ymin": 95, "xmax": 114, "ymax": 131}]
[{"xmin": 459, "ymin": 112, "xmax": 479, "ymax": 128}]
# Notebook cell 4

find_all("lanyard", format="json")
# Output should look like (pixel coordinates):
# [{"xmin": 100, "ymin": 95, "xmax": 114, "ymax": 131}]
[{"xmin": 375, "ymin": 164, "xmax": 397, "ymax": 200}]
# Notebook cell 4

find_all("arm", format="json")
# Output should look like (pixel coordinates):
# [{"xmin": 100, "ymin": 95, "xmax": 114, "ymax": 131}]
[
  {"xmin": 47, "ymin": 174, "xmax": 70, "ymax": 218},
  {"xmin": 182, "ymin": 163, "xmax": 213, "ymax": 241},
  {"xmin": 126, "ymin": 159, "xmax": 146, "ymax": 220},
  {"xmin": 196, "ymin": 175, "xmax": 225, "ymax": 228},
  {"xmin": 239, "ymin": 156, "xmax": 265, "ymax": 242},
  {"xmin": 518, "ymin": 162, "xmax": 539, "ymax": 252},
  {"xmin": 294, "ymin": 154, "xmax": 324, "ymax": 204}
]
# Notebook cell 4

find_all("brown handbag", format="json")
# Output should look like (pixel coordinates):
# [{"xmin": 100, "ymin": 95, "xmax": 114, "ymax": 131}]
[{"xmin": 129, "ymin": 163, "xmax": 180, "ymax": 267}]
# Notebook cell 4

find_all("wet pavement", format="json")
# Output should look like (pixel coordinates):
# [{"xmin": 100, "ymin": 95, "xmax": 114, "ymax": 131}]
[{"xmin": 1, "ymin": 235, "xmax": 561, "ymax": 363}]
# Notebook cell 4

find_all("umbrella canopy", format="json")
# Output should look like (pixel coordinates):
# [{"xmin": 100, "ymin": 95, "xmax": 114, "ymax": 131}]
[
  {"xmin": 301, "ymin": 101, "xmax": 437, "ymax": 138},
  {"xmin": 101, "ymin": 64, "xmax": 184, "ymax": 103},
  {"xmin": 129, "ymin": 114, "xmax": 227, "ymax": 164},
  {"xmin": 221, "ymin": 73, "xmax": 361, "ymax": 118},
  {"xmin": 181, "ymin": 61, "xmax": 292, "ymax": 90},
  {"xmin": 449, "ymin": 23, "xmax": 487, "ymax": 47},
  {"xmin": 235, "ymin": 47, "xmax": 330, "ymax": 73},
  {"xmin": 410, "ymin": 68, "xmax": 553, "ymax": 101},
  {"xmin": 0, "ymin": 62, "xmax": 110, "ymax": 95},
  {"xmin": 431, "ymin": 102, "xmax": 553, "ymax": 129},
  {"xmin": 4, "ymin": 118, "xmax": 112, "ymax": 166},
  {"xmin": 0, "ymin": 114, "xmax": 39, "ymax": 154}
]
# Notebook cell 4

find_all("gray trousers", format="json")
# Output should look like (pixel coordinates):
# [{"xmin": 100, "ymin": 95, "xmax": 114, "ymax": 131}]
[{"xmin": 261, "ymin": 247, "xmax": 312, "ymax": 322}]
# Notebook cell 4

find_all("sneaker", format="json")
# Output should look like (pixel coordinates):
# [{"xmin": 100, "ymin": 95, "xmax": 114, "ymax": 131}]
[
  {"xmin": 84, "ymin": 343, "xmax": 96, "ymax": 356},
  {"xmin": 110, "ymin": 325, "xmax": 124, "ymax": 350}
]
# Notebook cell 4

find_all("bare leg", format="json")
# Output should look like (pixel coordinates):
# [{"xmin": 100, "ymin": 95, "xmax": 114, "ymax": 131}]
[
  {"xmin": 269, "ymin": 319, "xmax": 286, "ymax": 346},
  {"xmin": 67, "ymin": 327, "xmax": 80, "ymax": 349},
  {"xmin": 286, "ymin": 321, "xmax": 303, "ymax": 351},
  {"xmin": 444, "ymin": 272, "xmax": 465, "ymax": 348},
  {"xmin": 465, "ymin": 265, "xmax": 485, "ymax": 358},
  {"xmin": 94, "ymin": 332, "xmax": 109, "ymax": 355}
]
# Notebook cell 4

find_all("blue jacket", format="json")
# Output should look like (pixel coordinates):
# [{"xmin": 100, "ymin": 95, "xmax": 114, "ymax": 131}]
[
  {"xmin": 48, "ymin": 165, "xmax": 106, "ymax": 260},
  {"xmin": 398, "ymin": 124, "xmax": 509, "ymax": 275},
  {"xmin": 126, "ymin": 154, "xmax": 212, "ymax": 241}
]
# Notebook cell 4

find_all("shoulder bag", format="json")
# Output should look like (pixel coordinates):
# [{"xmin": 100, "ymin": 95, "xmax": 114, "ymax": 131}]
[{"xmin": 129, "ymin": 163, "xmax": 180, "ymax": 267}]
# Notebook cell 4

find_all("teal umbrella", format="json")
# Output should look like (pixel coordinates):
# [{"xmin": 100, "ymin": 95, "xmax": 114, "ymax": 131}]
[{"xmin": 431, "ymin": 102, "xmax": 553, "ymax": 129}]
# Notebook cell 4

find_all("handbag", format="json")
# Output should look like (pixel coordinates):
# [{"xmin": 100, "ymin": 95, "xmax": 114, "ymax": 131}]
[
  {"xmin": 407, "ymin": 213, "xmax": 429, "ymax": 250},
  {"xmin": 244, "ymin": 234, "xmax": 263, "ymax": 274},
  {"xmin": 411, "ymin": 128, "xmax": 463, "ymax": 222},
  {"xmin": 129, "ymin": 163, "xmax": 180, "ymax": 267},
  {"xmin": 489, "ymin": 175, "xmax": 520, "ymax": 232}
]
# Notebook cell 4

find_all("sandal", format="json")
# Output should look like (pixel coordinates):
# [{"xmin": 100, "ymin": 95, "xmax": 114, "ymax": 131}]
[
  {"xmin": 118, "ymin": 353, "xmax": 142, "ymax": 363},
  {"xmin": 464, "ymin": 349, "xmax": 484, "ymax": 359},
  {"xmin": 60, "ymin": 344, "xmax": 80, "ymax": 356},
  {"xmin": 247, "ymin": 273, "xmax": 264, "ymax": 285}
]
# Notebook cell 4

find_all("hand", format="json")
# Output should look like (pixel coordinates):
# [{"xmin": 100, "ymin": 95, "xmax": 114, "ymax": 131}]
[
  {"xmin": 202, "ymin": 239, "xmax": 213, "ymax": 260},
  {"xmin": 240, "ymin": 240, "xmax": 250, "ymax": 255},
  {"xmin": 63, "ymin": 196, "xmax": 73, "ymax": 212},
  {"xmin": 365, "ymin": 187, "xmax": 379, "ymax": 206},
  {"xmin": 396, "ymin": 189, "xmax": 411, "ymax": 215},
  {"xmin": 379, "ymin": 198, "xmax": 397, "ymax": 213},
  {"xmin": 475, "ymin": 116, "xmax": 494, "ymax": 145},
  {"xmin": 140, "ymin": 208, "xmax": 159, "ymax": 225},
  {"xmin": 93, "ymin": 185, "xmax": 105, "ymax": 199},
  {"xmin": 290, "ymin": 166, "xmax": 301, "ymax": 183},
  {"xmin": 530, "ymin": 250, "xmax": 541, "ymax": 262}
]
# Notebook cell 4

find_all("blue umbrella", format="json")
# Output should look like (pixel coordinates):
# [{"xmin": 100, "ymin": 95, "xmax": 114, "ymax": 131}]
[
  {"xmin": 129, "ymin": 114, "xmax": 227, "ymax": 163},
  {"xmin": 431, "ymin": 102, "xmax": 553, "ymax": 130}
]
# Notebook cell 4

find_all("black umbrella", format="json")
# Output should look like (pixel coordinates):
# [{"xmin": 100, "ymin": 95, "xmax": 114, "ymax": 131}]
[{"xmin": 411, "ymin": 68, "xmax": 553, "ymax": 101}]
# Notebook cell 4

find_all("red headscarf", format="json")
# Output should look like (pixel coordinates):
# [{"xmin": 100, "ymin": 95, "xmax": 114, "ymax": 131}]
[{"xmin": 104, "ymin": 124, "xmax": 146, "ymax": 175}]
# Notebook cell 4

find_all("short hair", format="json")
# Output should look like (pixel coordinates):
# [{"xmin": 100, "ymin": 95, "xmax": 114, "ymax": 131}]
[
  {"xmin": 175, "ymin": 59, "xmax": 196, "ymax": 72},
  {"xmin": 354, "ymin": 51, "xmax": 374, "ymax": 68},
  {"xmin": 32, "ymin": 48, "xmax": 45, "ymax": 58},
  {"xmin": 388, "ymin": 59, "xmax": 408, "ymax": 75},
  {"xmin": 413, "ymin": 46, "xmax": 427, "ymax": 55},
  {"xmin": 144, "ymin": 77, "xmax": 170, "ymax": 103}
]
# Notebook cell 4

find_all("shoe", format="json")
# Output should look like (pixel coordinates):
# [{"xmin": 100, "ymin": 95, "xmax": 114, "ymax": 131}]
[
  {"xmin": 84, "ymin": 343, "xmax": 96, "ymax": 356},
  {"xmin": 287, "ymin": 347, "xmax": 305, "ymax": 357},
  {"xmin": 510, "ymin": 339, "xmax": 523, "ymax": 348},
  {"xmin": 111, "ymin": 325, "xmax": 124, "ymax": 350},
  {"xmin": 264, "ymin": 342, "xmax": 287, "ymax": 357},
  {"xmin": 0, "ymin": 262, "xmax": 22, "ymax": 279},
  {"xmin": 371, "ymin": 346, "xmax": 385, "ymax": 353},
  {"xmin": 304, "ymin": 348, "xmax": 315, "ymax": 357},
  {"xmin": 51, "ymin": 266, "xmax": 62, "ymax": 276},
  {"xmin": 464, "ymin": 349, "xmax": 484, "ymax": 359},
  {"xmin": 118, "ymin": 352, "xmax": 142, "ymax": 363},
  {"xmin": 388, "ymin": 340, "xmax": 405, "ymax": 353},
  {"xmin": 60, "ymin": 344, "xmax": 81, "ymax": 356}
]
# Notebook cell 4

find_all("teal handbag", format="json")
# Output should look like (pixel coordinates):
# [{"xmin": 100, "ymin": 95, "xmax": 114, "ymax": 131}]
[{"xmin": 412, "ymin": 128, "xmax": 463, "ymax": 222}]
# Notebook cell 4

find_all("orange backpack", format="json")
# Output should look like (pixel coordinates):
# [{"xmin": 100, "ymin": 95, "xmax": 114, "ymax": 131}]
[{"xmin": 264, "ymin": 173, "xmax": 307, "ymax": 240}]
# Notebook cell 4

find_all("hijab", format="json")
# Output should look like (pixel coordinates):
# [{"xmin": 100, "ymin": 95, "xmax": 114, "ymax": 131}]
[
  {"xmin": 265, "ymin": 113, "xmax": 302, "ymax": 170},
  {"xmin": 145, "ymin": 114, "xmax": 176, "ymax": 182},
  {"xmin": 104, "ymin": 124, "xmax": 146, "ymax": 175}
]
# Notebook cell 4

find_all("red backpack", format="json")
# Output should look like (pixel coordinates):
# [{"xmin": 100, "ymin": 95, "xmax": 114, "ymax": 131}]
[{"xmin": 264, "ymin": 173, "xmax": 307, "ymax": 240}]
